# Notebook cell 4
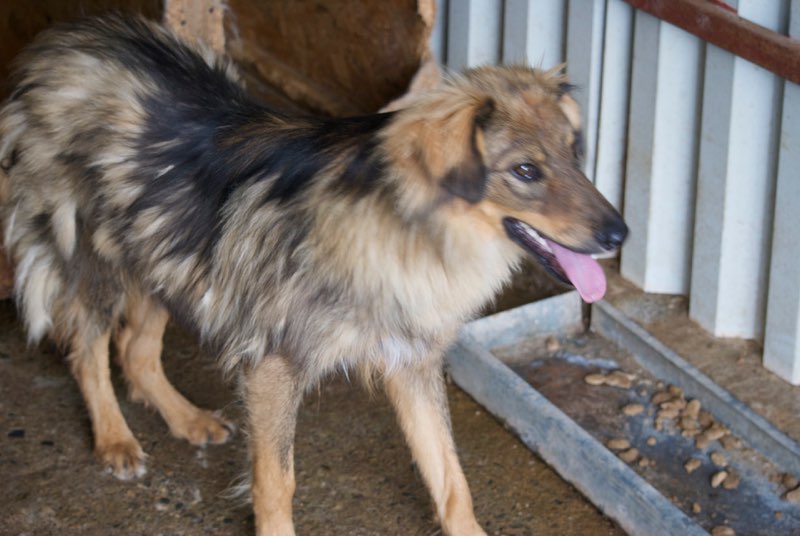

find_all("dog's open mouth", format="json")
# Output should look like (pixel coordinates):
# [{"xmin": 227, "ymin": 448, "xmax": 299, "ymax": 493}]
[{"xmin": 502, "ymin": 217, "xmax": 607, "ymax": 303}]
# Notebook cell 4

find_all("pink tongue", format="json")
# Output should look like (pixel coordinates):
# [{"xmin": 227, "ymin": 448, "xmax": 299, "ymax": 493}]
[{"xmin": 547, "ymin": 240, "xmax": 607, "ymax": 303}]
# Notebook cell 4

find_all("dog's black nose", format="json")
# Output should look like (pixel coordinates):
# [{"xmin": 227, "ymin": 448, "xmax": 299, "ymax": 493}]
[{"xmin": 595, "ymin": 218, "xmax": 628, "ymax": 250}]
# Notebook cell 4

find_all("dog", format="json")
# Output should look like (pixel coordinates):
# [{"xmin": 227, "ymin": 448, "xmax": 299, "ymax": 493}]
[{"xmin": 0, "ymin": 15, "xmax": 627, "ymax": 535}]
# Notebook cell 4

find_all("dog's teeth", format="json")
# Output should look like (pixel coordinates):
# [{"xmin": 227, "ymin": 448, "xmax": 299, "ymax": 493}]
[
  {"xmin": 525, "ymin": 228, "xmax": 551, "ymax": 252},
  {"xmin": 522, "ymin": 226, "xmax": 547, "ymax": 247}
]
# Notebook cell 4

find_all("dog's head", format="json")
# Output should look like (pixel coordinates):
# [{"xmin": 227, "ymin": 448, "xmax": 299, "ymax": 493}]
[{"xmin": 385, "ymin": 65, "xmax": 628, "ymax": 303}]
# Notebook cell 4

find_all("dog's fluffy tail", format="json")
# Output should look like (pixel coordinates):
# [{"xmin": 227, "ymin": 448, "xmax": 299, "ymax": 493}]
[
  {"xmin": 0, "ymin": 100, "xmax": 26, "ymax": 203},
  {"xmin": 0, "ymin": 99, "xmax": 69, "ymax": 344}
]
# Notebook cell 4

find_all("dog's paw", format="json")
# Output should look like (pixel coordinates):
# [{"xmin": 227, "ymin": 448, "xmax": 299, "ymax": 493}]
[
  {"xmin": 172, "ymin": 409, "xmax": 235, "ymax": 447},
  {"xmin": 96, "ymin": 440, "xmax": 147, "ymax": 480}
]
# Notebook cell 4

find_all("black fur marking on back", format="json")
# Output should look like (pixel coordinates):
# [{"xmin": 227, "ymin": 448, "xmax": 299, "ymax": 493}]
[{"xmin": 90, "ymin": 15, "xmax": 394, "ymax": 259}]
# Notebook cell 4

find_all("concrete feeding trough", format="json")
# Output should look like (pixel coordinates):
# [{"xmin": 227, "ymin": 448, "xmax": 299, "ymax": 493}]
[{"xmin": 448, "ymin": 291, "xmax": 800, "ymax": 535}]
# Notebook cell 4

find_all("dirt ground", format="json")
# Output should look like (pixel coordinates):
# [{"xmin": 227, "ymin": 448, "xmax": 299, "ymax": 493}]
[{"xmin": 0, "ymin": 288, "xmax": 622, "ymax": 536}]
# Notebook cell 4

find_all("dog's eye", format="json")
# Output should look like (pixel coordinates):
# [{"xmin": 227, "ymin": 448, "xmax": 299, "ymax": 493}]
[{"xmin": 511, "ymin": 163, "xmax": 543, "ymax": 183}]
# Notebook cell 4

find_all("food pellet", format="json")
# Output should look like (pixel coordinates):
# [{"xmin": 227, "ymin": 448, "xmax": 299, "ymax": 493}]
[
  {"xmin": 711, "ymin": 471, "xmax": 728, "ymax": 488},
  {"xmin": 710, "ymin": 452, "xmax": 727, "ymax": 467},
  {"xmin": 622, "ymin": 403, "xmax": 645, "ymax": 416},
  {"xmin": 698, "ymin": 410, "xmax": 714, "ymax": 428},
  {"xmin": 667, "ymin": 384, "xmax": 684, "ymax": 397},
  {"xmin": 607, "ymin": 438, "xmax": 630, "ymax": 451},
  {"xmin": 706, "ymin": 424, "xmax": 729, "ymax": 441},
  {"xmin": 661, "ymin": 399, "xmax": 686, "ymax": 411},
  {"xmin": 684, "ymin": 399, "xmax": 701, "ymax": 419},
  {"xmin": 720, "ymin": 435, "xmax": 742, "ymax": 450},
  {"xmin": 684, "ymin": 458, "xmax": 702, "ymax": 474},
  {"xmin": 619, "ymin": 448, "xmax": 639, "ymax": 463},
  {"xmin": 605, "ymin": 371, "xmax": 634, "ymax": 389},
  {"xmin": 545, "ymin": 337, "xmax": 560, "ymax": 352},
  {"xmin": 782, "ymin": 474, "xmax": 799, "ymax": 490},
  {"xmin": 646, "ymin": 437, "xmax": 657, "ymax": 446},
  {"xmin": 711, "ymin": 527, "xmax": 735, "ymax": 536},
  {"xmin": 723, "ymin": 471, "xmax": 740, "ymax": 490},
  {"xmin": 784, "ymin": 487, "xmax": 800, "ymax": 503},
  {"xmin": 692, "ymin": 502, "xmax": 702, "ymax": 514},
  {"xmin": 696, "ymin": 434, "xmax": 711, "ymax": 450},
  {"xmin": 657, "ymin": 407, "xmax": 680, "ymax": 420},
  {"xmin": 679, "ymin": 417, "xmax": 700, "ymax": 431},
  {"xmin": 651, "ymin": 391, "xmax": 673, "ymax": 405},
  {"xmin": 584, "ymin": 373, "xmax": 606, "ymax": 386}
]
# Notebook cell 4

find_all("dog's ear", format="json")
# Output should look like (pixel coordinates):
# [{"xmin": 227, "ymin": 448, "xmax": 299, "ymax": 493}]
[
  {"xmin": 439, "ymin": 99, "xmax": 494, "ymax": 203},
  {"xmin": 383, "ymin": 95, "xmax": 495, "ymax": 211}
]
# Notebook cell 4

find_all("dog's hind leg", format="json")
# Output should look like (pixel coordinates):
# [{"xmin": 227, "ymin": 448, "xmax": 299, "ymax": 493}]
[
  {"xmin": 384, "ymin": 360, "xmax": 486, "ymax": 536},
  {"xmin": 69, "ymin": 326, "xmax": 147, "ymax": 480},
  {"xmin": 115, "ymin": 293, "xmax": 233, "ymax": 446},
  {"xmin": 243, "ymin": 355, "xmax": 302, "ymax": 536}
]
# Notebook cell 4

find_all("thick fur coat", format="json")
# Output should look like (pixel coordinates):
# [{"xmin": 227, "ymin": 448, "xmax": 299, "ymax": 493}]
[{"xmin": 0, "ymin": 16, "xmax": 626, "ymax": 535}]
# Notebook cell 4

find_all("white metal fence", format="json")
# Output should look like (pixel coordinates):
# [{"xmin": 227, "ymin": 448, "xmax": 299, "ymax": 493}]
[{"xmin": 433, "ymin": 0, "xmax": 800, "ymax": 384}]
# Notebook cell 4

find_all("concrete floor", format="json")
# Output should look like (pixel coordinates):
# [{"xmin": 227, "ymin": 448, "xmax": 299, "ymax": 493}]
[{"xmin": 0, "ymin": 290, "xmax": 622, "ymax": 536}]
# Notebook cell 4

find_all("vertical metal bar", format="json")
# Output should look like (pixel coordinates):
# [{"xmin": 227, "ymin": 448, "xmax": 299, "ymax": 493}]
[
  {"xmin": 690, "ymin": 0, "xmax": 786, "ymax": 338},
  {"xmin": 620, "ymin": 12, "xmax": 704, "ymax": 293},
  {"xmin": 446, "ymin": 0, "xmax": 503, "ymax": 71},
  {"xmin": 502, "ymin": 0, "xmax": 566, "ymax": 67},
  {"xmin": 566, "ymin": 0, "xmax": 606, "ymax": 182},
  {"xmin": 763, "ymin": 0, "xmax": 800, "ymax": 383},
  {"xmin": 594, "ymin": 0, "xmax": 634, "ymax": 211}
]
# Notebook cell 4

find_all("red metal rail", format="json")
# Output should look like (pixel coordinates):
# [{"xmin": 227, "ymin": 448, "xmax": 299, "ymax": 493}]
[{"xmin": 625, "ymin": 0, "xmax": 800, "ymax": 85}]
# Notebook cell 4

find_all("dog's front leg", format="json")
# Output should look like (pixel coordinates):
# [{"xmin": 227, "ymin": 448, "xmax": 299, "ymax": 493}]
[
  {"xmin": 384, "ymin": 359, "xmax": 486, "ymax": 536},
  {"xmin": 243, "ymin": 355, "xmax": 302, "ymax": 536}
]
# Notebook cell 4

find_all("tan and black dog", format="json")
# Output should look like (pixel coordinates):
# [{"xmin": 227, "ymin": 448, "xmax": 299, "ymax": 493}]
[{"xmin": 0, "ymin": 15, "xmax": 626, "ymax": 535}]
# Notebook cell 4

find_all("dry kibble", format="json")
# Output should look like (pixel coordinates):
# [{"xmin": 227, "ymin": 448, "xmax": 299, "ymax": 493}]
[
  {"xmin": 692, "ymin": 502, "xmax": 702, "ymax": 514},
  {"xmin": 638, "ymin": 457, "xmax": 652, "ymax": 468},
  {"xmin": 696, "ymin": 434, "xmax": 711, "ymax": 450},
  {"xmin": 711, "ymin": 527, "xmax": 735, "ymax": 536},
  {"xmin": 622, "ymin": 403, "xmax": 645, "ymax": 416},
  {"xmin": 651, "ymin": 391, "xmax": 673, "ymax": 405},
  {"xmin": 657, "ymin": 407, "xmax": 680, "ymax": 420},
  {"xmin": 684, "ymin": 399, "xmax": 701, "ymax": 418},
  {"xmin": 710, "ymin": 452, "xmax": 728, "ymax": 467},
  {"xmin": 605, "ymin": 371, "xmax": 634, "ymax": 389},
  {"xmin": 706, "ymin": 424, "xmax": 729, "ymax": 441},
  {"xmin": 782, "ymin": 474, "xmax": 799, "ymax": 490},
  {"xmin": 646, "ymin": 437, "xmax": 657, "ymax": 446},
  {"xmin": 584, "ymin": 373, "xmax": 606, "ymax": 386},
  {"xmin": 784, "ymin": 487, "xmax": 800, "ymax": 503},
  {"xmin": 698, "ymin": 410, "xmax": 714, "ymax": 428},
  {"xmin": 720, "ymin": 435, "xmax": 743, "ymax": 450},
  {"xmin": 776, "ymin": 511, "xmax": 784, "ymax": 520},
  {"xmin": 545, "ymin": 337, "xmax": 560, "ymax": 352},
  {"xmin": 661, "ymin": 399, "xmax": 687, "ymax": 411},
  {"xmin": 607, "ymin": 438, "xmax": 630, "ymax": 451},
  {"xmin": 679, "ymin": 417, "xmax": 700, "ymax": 431},
  {"xmin": 711, "ymin": 471, "xmax": 729, "ymax": 488},
  {"xmin": 681, "ymin": 428, "xmax": 701, "ymax": 438},
  {"xmin": 619, "ymin": 448, "xmax": 639, "ymax": 463},
  {"xmin": 723, "ymin": 471, "xmax": 741, "ymax": 490},
  {"xmin": 668, "ymin": 384, "xmax": 684, "ymax": 397},
  {"xmin": 684, "ymin": 458, "xmax": 702, "ymax": 474}
]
